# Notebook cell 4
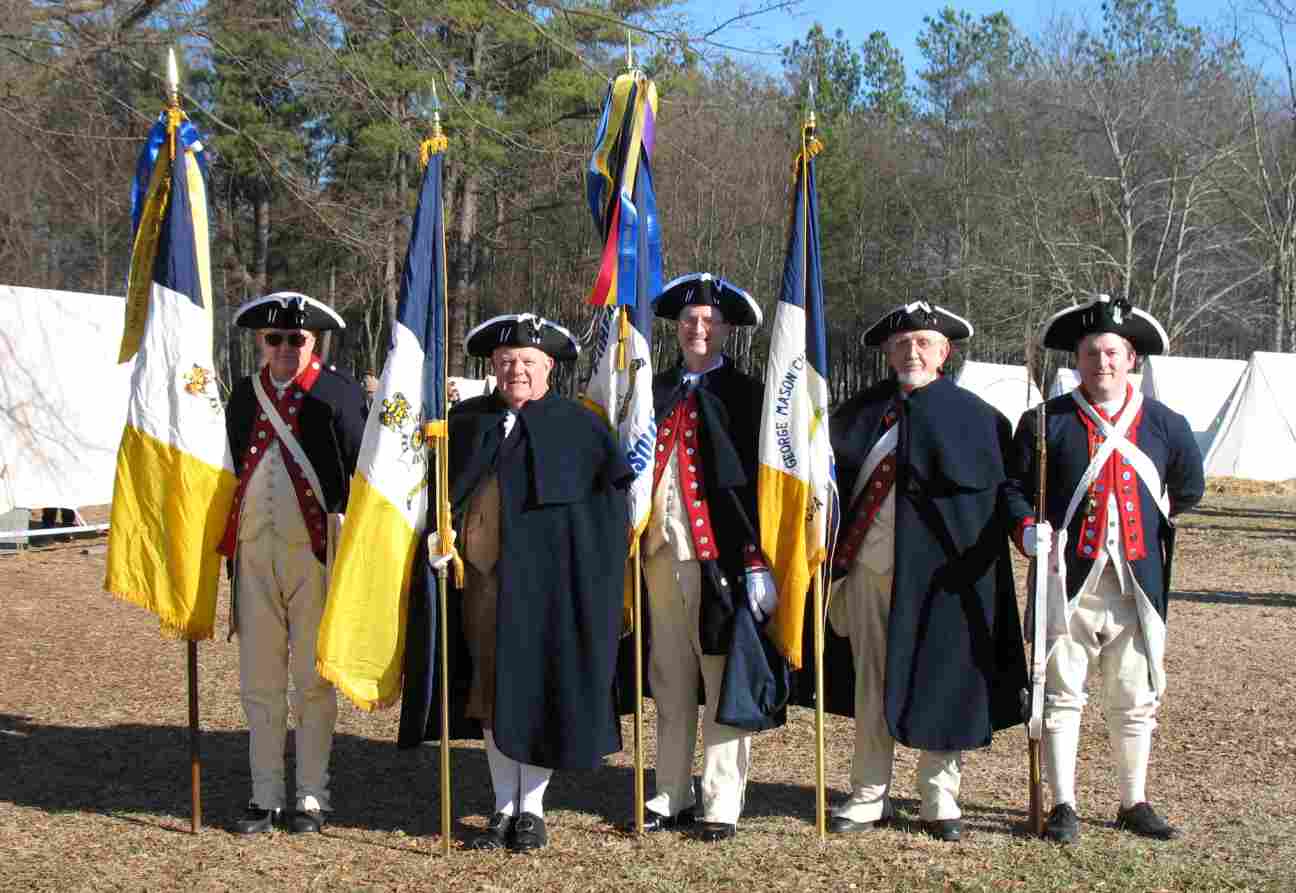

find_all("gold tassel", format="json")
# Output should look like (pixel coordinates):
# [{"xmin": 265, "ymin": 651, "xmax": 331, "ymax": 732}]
[{"xmin": 420, "ymin": 135, "xmax": 449, "ymax": 167}]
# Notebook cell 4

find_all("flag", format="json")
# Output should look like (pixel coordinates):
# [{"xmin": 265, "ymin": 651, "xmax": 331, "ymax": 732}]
[
  {"xmin": 759, "ymin": 123, "xmax": 837, "ymax": 669},
  {"xmin": 315, "ymin": 132, "xmax": 451, "ymax": 711},
  {"xmin": 582, "ymin": 69, "xmax": 662, "ymax": 625},
  {"xmin": 586, "ymin": 70, "xmax": 661, "ymax": 309},
  {"xmin": 104, "ymin": 106, "xmax": 238, "ymax": 640}
]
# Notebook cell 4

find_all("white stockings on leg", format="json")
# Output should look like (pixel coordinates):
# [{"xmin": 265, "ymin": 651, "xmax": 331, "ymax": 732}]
[{"xmin": 483, "ymin": 730, "xmax": 553, "ymax": 818}]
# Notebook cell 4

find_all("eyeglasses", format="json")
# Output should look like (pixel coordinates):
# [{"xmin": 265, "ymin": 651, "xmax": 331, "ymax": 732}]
[{"xmin": 265, "ymin": 333, "xmax": 309, "ymax": 348}]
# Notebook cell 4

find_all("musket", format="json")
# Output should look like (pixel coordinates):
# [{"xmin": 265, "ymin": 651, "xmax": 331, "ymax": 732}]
[{"xmin": 1025, "ymin": 401, "xmax": 1048, "ymax": 837}]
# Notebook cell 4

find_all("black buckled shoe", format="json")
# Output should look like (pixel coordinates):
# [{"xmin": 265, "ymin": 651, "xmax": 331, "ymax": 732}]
[
  {"xmin": 692, "ymin": 820, "xmax": 737, "ymax": 842},
  {"xmin": 1045, "ymin": 803, "xmax": 1081, "ymax": 844},
  {"xmin": 621, "ymin": 806, "xmax": 696, "ymax": 834},
  {"xmin": 923, "ymin": 818, "xmax": 962, "ymax": 842},
  {"xmin": 231, "ymin": 805, "xmax": 281, "ymax": 835},
  {"xmin": 509, "ymin": 812, "xmax": 548, "ymax": 852},
  {"xmin": 1115, "ymin": 802, "xmax": 1181, "ymax": 840},
  {"xmin": 468, "ymin": 812, "xmax": 514, "ymax": 850},
  {"xmin": 289, "ymin": 808, "xmax": 326, "ymax": 833}
]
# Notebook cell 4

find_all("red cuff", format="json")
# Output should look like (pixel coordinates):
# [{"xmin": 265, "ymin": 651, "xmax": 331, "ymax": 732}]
[
  {"xmin": 1013, "ymin": 516, "xmax": 1035, "ymax": 557},
  {"xmin": 743, "ymin": 543, "xmax": 768, "ymax": 571}
]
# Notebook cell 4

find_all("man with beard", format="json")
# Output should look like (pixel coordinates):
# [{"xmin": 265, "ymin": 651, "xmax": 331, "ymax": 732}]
[
  {"xmin": 813, "ymin": 301, "xmax": 1026, "ymax": 843},
  {"xmin": 1005, "ymin": 294, "xmax": 1203, "ymax": 844},
  {"xmin": 219, "ymin": 292, "xmax": 367, "ymax": 835},
  {"xmin": 399, "ymin": 313, "xmax": 633, "ymax": 853}
]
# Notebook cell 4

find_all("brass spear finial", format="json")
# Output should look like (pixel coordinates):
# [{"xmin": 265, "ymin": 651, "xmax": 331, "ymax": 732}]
[
  {"xmin": 430, "ymin": 81, "xmax": 443, "ymax": 139},
  {"xmin": 167, "ymin": 47, "xmax": 180, "ymax": 109}
]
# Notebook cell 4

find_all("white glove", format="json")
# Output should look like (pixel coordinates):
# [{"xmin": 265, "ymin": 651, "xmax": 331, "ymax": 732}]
[
  {"xmin": 426, "ymin": 530, "xmax": 456, "ymax": 571},
  {"xmin": 1023, "ymin": 521, "xmax": 1053, "ymax": 559},
  {"xmin": 745, "ymin": 568, "xmax": 779, "ymax": 624}
]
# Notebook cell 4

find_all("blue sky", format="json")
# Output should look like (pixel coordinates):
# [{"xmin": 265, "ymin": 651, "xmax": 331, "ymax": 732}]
[{"xmin": 679, "ymin": 1, "xmax": 1279, "ymax": 79}]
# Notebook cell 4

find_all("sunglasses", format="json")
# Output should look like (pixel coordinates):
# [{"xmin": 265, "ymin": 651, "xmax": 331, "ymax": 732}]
[{"xmin": 265, "ymin": 333, "xmax": 309, "ymax": 348}]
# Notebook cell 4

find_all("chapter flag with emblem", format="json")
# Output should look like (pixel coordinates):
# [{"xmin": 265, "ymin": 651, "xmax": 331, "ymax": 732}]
[
  {"xmin": 582, "ymin": 59, "xmax": 663, "ymax": 834},
  {"xmin": 758, "ymin": 115, "xmax": 837, "ymax": 669},
  {"xmin": 105, "ymin": 56, "xmax": 237, "ymax": 641},
  {"xmin": 315, "ymin": 110, "xmax": 455, "ymax": 711},
  {"xmin": 582, "ymin": 65, "xmax": 661, "ymax": 549}
]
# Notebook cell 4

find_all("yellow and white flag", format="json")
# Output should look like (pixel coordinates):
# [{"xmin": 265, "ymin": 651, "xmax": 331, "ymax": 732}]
[
  {"xmin": 105, "ymin": 105, "xmax": 237, "ymax": 640},
  {"xmin": 316, "ymin": 132, "xmax": 452, "ymax": 711},
  {"xmin": 759, "ymin": 124, "xmax": 836, "ymax": 668}
]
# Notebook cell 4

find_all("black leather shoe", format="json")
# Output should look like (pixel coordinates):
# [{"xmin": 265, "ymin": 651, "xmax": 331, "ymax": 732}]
[
  {"xmin": 231, "ymin": 805, "xmax": 281, "ymax": 835},
  {"xmin": 289, "ymin": 808, "xmax": 326, "ymax": 833},
  {"xmin": 1045, "ymin": 803, "xmax": 1081, "ymax": 844},
  {"xmin": 828, "ymin": 814, "xmax": 889, "ymax": 834},
  {"xmin": 509, "ymin": 812, "xmax": 548, "ymax": 852},
  {"xmin": 621, "ymin": 806, "xmax": 696, "ymax": 834},
  {"xmin": 1115, "ymin": 802, "xmax": 1181, "ymax": 840},
  {"xmin": 468, "ymin": 812, "xmax": 514, "ymax": 850},
  {"xmin": 923, "ymin": 818, "xmax": 962, "ymax": 842},
  {"xmin": 692, "ymin": 820, "xmax": 737, "ymax": 842}
]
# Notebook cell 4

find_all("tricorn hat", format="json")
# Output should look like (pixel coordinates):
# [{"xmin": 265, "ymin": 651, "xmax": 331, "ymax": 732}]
[
  {"xmin": 465, "ymin": 313, "xmax": 580, "ymax": 361},
  {"xmin": 234, "ymin": 291, "xmax": 345, "ymax": 331},
  {"xmin": 1039, "ymin": 294, "xmax": 1168, "ymax": 356},
  {"xmin": 862, "ymin": 301, "xmax": 973, "ymax": 347},
  {"xmin": 653, "ymin": 272, "xmax": 762, "ymax": 327}
]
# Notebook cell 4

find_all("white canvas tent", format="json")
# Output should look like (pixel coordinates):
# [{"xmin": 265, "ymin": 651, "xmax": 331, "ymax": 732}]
[
  {"xmin": 1140, "ymin": 355, "xmax": 1247, "ymax": 455},
  {"xmin": 954, "ymin": 361, "xmax": 1043, "ymax": 431},
  {"xmin": 448, "ymin": 375, "xmax": 496, "ymax": 403},
  {"xmin": 1048, "ymin": 367, "xmax": 1142, "ymax": 398},
  {"xmin": 1202, "ymin": 352, "xmax": 1296, "ymax": 481},
  {"xmin": 0, "ymin": 285, "xmax": 132, "ymax": 515}
]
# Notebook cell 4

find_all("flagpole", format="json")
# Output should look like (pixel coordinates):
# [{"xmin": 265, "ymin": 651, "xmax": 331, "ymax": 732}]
[
  {"xmin": 814, "ymin": 569, "xmax": 826, "ymax": 842},
  {"xmin": 797, "ymin": 89, "xmax": 828, "ymax": 844},
  {"xmin": 165, "ymin": 46, "xmax": 204, "ymax": 837},
  {"xmin": 633, "ymin": 542, "xmax": 645, "ymax": 835},
  {"xmin": 429, "ymin": 85, "xmax": 455, "ymax": 858}
]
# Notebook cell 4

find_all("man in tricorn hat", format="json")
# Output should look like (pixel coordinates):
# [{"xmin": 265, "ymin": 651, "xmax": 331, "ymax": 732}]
[
  {"xmin": 807, "ymin": 301, "xmax": 1026, "ymax": 842},
  {"xmin": 631, "ymin": 272, "xmax": 787, "ymax": 843},
  {"xmin": 399, "ymin": 313, "xmax": 633, "ymax": 853},
  {"xmin": 220, "ymin": 291, "xmax": 368, "ymax": 834},
  {"xmin": 1005, "ymin": 294, "xmax": 1203, "ymax": 844}
]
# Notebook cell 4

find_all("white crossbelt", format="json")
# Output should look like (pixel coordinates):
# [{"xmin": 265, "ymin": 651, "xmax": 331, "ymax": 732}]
[
  {"xmin": 850, "ymin": 423, "xmax": 899, "ymax": 505},
  {"xmin": 1058, "ymin": 388, "xmax": 1169, "ymax": 534}
]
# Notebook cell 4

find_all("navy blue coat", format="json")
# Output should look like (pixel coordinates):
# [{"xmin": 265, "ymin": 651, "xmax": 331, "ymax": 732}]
[
  {"xmin": 617, "ymin": 359, "xmax": 790, "ymax": 733},
  {"xmin": 796, "ymin": 376, "xmax": 1027, "ymax": 751},
  {"xmin": 225, "ymin": 364, "xmax": 367, "ymax": 517},
  {"xmin": 1003, "ymin": 392, "xmax": 1204, "ymax": 618},
  {"xmin": 398, "ymin": 390, "xmax": 633, "ymax": 769}
]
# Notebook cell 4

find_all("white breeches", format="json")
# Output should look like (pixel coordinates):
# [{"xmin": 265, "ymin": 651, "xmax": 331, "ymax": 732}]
[
  {"xmin": 834, "ymin": 563, "xmax": 962, "ymax": 823},
  {"xmin": 1044, "ymin": 566, "xmax": 1159, "ymax": 810},
  {"xmin": 236, "ymin": 539, "xmax": 337, "ymax": 811},
  {"xmin": 643, "ymin": 552, "xmax": 751, "ymax": 824}
]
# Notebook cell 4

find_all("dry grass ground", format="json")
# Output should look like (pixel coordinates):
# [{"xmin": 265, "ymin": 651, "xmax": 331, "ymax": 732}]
[{"xmin": 2, "ymin": 486, "xmax": 1294, "ymax": 891}]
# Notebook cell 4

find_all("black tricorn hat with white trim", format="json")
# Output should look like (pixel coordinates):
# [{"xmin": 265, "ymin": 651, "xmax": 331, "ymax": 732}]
[
  {"xmin": 234, "ymin": 291, "xmax": 346, "ymax": 331},
  {"xmin": 862, "ymin": 300, "xmax": 973, "ymax": 347},
  {"xmin": 1040, "ymin": 294, "xmax": 1169, "ymax": 356},
  {"xmin": 653, "ymin": 272, "xmax": 763, "ymax": 327},
  {"xmin": 465, "ymin": 313, "xmax": 580, "ymax": 361}
]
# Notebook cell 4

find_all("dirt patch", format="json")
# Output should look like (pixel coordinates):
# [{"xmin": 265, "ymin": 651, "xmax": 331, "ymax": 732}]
[{"xmin": 2, "ymin": 491, "xmax": 1294, "ymax": 891}]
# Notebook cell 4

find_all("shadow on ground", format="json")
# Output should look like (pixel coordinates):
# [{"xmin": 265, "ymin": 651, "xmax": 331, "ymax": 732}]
[
  {"xmin": 1172, "ymin": 590, "xmax": 1296, "ymax": 608},
  {"xmin": 0, "ymin": 713, "xmax": 1043, "ymax": 840}
]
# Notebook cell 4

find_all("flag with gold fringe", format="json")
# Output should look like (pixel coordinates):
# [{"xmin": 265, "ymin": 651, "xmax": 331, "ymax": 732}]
[
  {"xmin": 758, "ymin": 121, "xmax": 837, "ymax": 669},
  {"xmin": 104, "ymin": 102, "xmax": 237, "ymax": 640},
  {"xmin": 315, "ymin": 126, "xmax": 453, "ymax": 711},
  {"xmin": 582, "ymin": 68, "xmax": 661, "ymax": 626}
]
